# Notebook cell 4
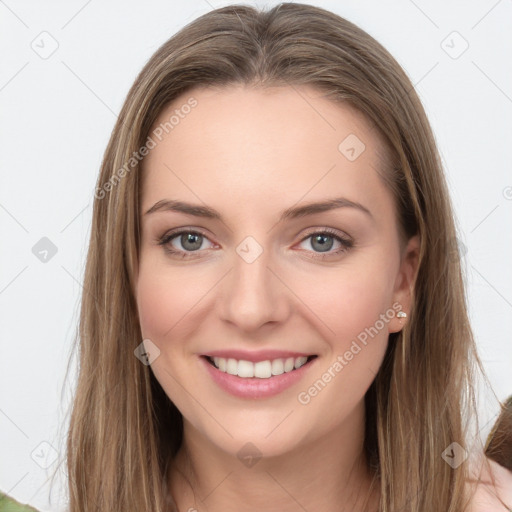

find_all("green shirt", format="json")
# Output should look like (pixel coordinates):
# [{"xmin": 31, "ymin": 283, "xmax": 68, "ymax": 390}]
[{"xmin": 0, "ymin": 492, "xmax": 38, "ymax": 511}]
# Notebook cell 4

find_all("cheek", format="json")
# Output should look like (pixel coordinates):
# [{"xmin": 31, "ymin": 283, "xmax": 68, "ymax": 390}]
[
  {"xmin": 293, "ymin": 265, "xmax": 394, "ymax": 437},
  {"xmin": 295, "ymin": 257, "xmax": 397, "ymax": 349},
  {"xmin": 136, "ymin": 259, "xmax": 205, "ymax": 342},
  {"xmin": 135, "ymin": 263, "xmax": 204, "ymax": 407},
  {"xmin": 136, "ymin": 271, "xmax": 173, "ymax": 340}
]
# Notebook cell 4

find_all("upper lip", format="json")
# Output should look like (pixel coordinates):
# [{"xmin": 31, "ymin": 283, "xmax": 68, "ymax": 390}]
[{"xmin": 202, "ymin": 349, "xmax": 316, "ymax": 363}]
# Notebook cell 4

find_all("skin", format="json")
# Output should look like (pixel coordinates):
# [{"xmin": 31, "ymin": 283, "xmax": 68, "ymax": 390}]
[
  {"xmin": 466, "ymin": 457, "xmax": 512, "ymax": 511},
  {"xmin": 135, "ymin": 84, "xmax": 421, "ymax": 512}
]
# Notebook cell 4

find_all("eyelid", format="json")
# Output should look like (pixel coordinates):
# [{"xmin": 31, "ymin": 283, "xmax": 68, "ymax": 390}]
[
  {"xmin": 157, "ymin": 227, "xmax": 216, "ymax": 249},
  {"xmin": 157, "ymin": 226, "xmax": 353, "ymax": 258},
  {"xmin": 298, "ymin": 226, "xmax": 351, "ymax": 242},
  {"xmin": 295, "ymin": 227, "xmax": 353, "ymax": 257}
]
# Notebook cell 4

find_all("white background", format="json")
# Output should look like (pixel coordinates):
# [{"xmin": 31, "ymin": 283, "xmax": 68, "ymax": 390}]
[{"xmin": 1, "ymin": 1, "xmax": 511, "ymax": 510}]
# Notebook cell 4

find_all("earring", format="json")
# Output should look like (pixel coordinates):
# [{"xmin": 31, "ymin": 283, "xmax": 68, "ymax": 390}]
[{"xmin": 397, "ymin": 311, "xmax": 407, "ymax": 318}]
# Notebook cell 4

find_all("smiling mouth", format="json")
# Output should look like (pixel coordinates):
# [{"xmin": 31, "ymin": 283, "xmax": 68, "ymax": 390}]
[{"xmin": 202, "ymin": 355, "xmax": 317, "ymax": 379}]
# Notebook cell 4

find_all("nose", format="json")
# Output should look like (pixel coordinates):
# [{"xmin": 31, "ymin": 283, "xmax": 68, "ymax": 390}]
[{"xmin": 218, "ymin": 242, "xmax": 291, "ymax": 333}]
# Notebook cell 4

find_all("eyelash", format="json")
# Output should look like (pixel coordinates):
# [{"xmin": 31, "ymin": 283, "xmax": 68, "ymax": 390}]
[{"xmin": 156, "ymin": 227, "xmax": 354, "ymax": 260}]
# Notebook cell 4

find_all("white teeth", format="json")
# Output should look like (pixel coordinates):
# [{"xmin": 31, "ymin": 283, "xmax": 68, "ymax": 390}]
[
  {"xmin": 295, "ymin": 356, "xmax": 308, "ymax": 369},
  {"xmin": 226, "ymin": 358, "xmax": 238, "ymax": 375},
  {"xmin": 254, "ymin": 360, "xmax": 272, "ymax": 378},
  {"xmin": 284, "ymin": 357, "xmax": 295, "ymax": 372},
  {"xmin": 209, "ymin": 355, "xmax": 311, "ymax": 379},
  {"xmin": 271, "ymin": 359, "xmax": 284, "ymax": 376},
  {"xmin": 237, "ymin": 360, "xmax": 254, "ymax": 378}
]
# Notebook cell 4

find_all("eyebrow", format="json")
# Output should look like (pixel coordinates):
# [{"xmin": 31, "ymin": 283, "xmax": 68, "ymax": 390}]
[{"xmin": 144, "ymin": 197, "xmax": 373, "ymax": 222}]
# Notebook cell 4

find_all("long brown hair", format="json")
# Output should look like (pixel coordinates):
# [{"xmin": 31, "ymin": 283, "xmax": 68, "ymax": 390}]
[{"xmin": 64, "ymin": 3, "xmax": 497, "ymax": 510}]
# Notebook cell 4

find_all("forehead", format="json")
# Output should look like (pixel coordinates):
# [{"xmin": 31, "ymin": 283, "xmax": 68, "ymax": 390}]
[{"xmin": 141, "ymin": 84, "xmax": 394, "ymax": 225}]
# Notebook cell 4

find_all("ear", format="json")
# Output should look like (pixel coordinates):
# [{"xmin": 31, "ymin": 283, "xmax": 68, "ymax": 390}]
[{"xmin": 388, "ymin": 234, "xmax": 420, "ymax": 334}]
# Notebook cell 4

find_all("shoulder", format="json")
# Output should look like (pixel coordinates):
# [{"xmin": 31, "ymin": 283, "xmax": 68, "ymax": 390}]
[
  {"xmin": 0, "ymin": 491, "xmax": 40, "ymax": 511},
  {"xmin": 465, "ymin": 458, "xmax": 512, "ymax": 511}
]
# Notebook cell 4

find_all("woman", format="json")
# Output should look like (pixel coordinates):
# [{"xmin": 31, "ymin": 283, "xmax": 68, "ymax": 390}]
[{"xmin": 65, "ymin": 3, "xmax": 512, "ymax": 511}]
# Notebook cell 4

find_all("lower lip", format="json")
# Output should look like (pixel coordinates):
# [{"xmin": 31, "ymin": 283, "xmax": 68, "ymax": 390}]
[{"xmin": 200, "ymin": 356, "xmax": 316, "ymax": 399}]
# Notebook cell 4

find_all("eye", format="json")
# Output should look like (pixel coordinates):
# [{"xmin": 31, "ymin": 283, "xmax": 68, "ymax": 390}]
[
  {"xmin": 157, "ymin": 227, "xmax": 353, "ymax": 260},
  {"xmin": 297, "ymin": 228, "xmax": 353, "ymax": 259},
  {"xmin": 157, "ymin": 229, "xmax": 215, "ymax": 258}
]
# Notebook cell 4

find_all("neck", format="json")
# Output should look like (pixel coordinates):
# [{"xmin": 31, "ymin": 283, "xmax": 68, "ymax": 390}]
[{"xmin": 168, "ymin": 400, "xmax": 380, "ymax": 512}]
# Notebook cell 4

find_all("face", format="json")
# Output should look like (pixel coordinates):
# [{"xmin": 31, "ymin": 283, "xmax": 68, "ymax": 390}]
[{"xmin": 135, "ymin": 84, "xmax": 419, "ymax": 459}]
